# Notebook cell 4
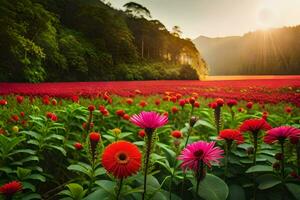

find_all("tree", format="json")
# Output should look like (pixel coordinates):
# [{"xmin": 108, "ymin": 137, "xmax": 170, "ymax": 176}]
[{"xmin": 124, "ymin": 2, "xmax": 151, "ymax": 18}]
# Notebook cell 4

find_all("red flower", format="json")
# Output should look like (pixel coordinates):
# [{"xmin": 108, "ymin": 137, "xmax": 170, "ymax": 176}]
[
  {"xmin": 155, "ymin": 99, "xmax": 161, "ymax": 106},
  {"xmin": 189, "ymin": 97, "xmax": 195, "ymax": 105},
  {"xmin": 194, "ymin": 101, "xmax": 200, "ymax": 108},
  {"xmin": 123, "ymin": 114, "xmax": 130, "ymax": 120},
  {"xmin": 99, "ymin": 105, "xmax": 105, "ymax": 111},
  {"xmin": 246, "ymin": 102, "xmax": 253, "ymax": 109},
  {"xmin": 42, "ymin": 95, "xmax": 50, "ymax": 105},
  {"xmin": 176, "ymin": 93, "xmax": 182, "ymax": 99},
  {"xmin": 116, "ymin": 110, "xmax": 125, "ymax": 117},
  {"xmin": 101, "ymin": 109, "xmax": 109, "ymax": 116},
  {"xmin": 11, "ymin": 115, "xmax": 19, "ymax": 122},
  {"xmin": 46, "ymin": 112, "xmax": 58, "ymax": 121},
  {"xmin": 216, "ymin": 98, "xmax": 224, "ymax": 106},
  {"xmin": 89, "ymin": 132, "xmax": 101, "ymax": 143},
  {"xmin": 285, "ymin": 106, "xmax": 292, "ymax": 114},
  {"xmin": 238, "ymin": 107, "xmax": 244, "ymax": 112},
  {"xmin": 138, "ymin": 130, "xmax": 145, "ymax": 137},
  {"xmin": 16, "ymin": 96, "xmax": 24, "ymax": 104},
  {"xmin": 88, "ymin": 105, "xmax": 96, "ymax": 112},
  {"xmin": 262, "ymin": 112, "xmax": 268, "ymax": 120},
  {"xmin": 20, "ymin": 112, "xmax": 25, "ymax": 118},
  {"xmin": 171, "ymin": 106, "xmax": 179, "ymax": 114},
  {"xmin": 74, "ymin": 142, "xmax": 83, "ymax": 150},
  {"xmin": 71, "ymin": 95, "xmax": 79, "ymax": 103},
  {"xmin": 0, "ymin": 99, "xmax": 7, "ymax": 106},
  {"xmin": 51, "ymin": 99, "xmax": 57, "ymax": 106},
  {"xmin": 0, "ymin": 181, "xmax": 22, "ymax": 196},
  {"xmin": 102, "ymin": 141, "xmax": 142, "ymax": 179},
  {"xmin": 82, "ymin": 122, "xmax": 94, "ymax": 130},
  {"xmin": 227, "ymin": 99, "xmax": 238, "ymax": 107},
  {"xmin": 179, "ymin": 99, "xmax": 186, "ymax": 107},
  {"xmin": 139, "ymin": 100, "xmax": 147, "ymax": 107},
  {"xmin": 170, "ymin": 96, "xmax": 177, "ymax": 103},
  {"xmin": 218, "ymin": 129, "xmax": 244, "ymax": 144},
  {"xmin": 209, "ymin": 102, "xmax": 217, "ymax": 109},
  {"xmin": 126, "ymin": 98, "xmax": 133, "ymax": 105},
  {"xmin": 240, "ymin": 118, "xmax": 271, "ymax": 134},
  {"xmin": 171, "ymin": 130, "xmax": 182, "ymax": 139}
]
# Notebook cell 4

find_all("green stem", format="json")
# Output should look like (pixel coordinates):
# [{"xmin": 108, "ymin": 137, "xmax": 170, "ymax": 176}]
[
  {"xmin": 196, "ymin": 161, "xmax": 204, "ymax": 195},
  {"xmin": 253, "ymin": 132, "xmax": 258, "ymax": 166},
  {"xmin": 116, "ymin": 178, "xmax": 123, "ymax": 200},
  {"xmin": 280, "ymin": 141, "xmax": 285, "ymax": 179},
  {"xmin": 142, "ymin": 129, "xmax": 153, "ymax": 200},
  {"xmin": 252, "ymin": 132, "xmax": 258, "ymax": 200},
  {"xmin": 184, "ymin": 126, "xmax": 193, "ymax": 148},
  {"xmin": 224, "ymin": 141, "xmax": 231, "ymax": 179},
  {"xmin": 297, "ymin": 142, "xmax": 300, "ymax": 175}
]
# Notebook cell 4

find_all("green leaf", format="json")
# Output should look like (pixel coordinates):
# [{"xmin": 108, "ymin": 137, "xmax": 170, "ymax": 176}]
[
  {"xmin": 119, "ymin": 132, "xmax": 133, "ymax": 139},
  {"xmin": 46, "ymin": 145, "xmax": 67, "ymax": 156},
  {"xmin": 22, "ymin": 181, "xmax": 36, "ymax": 192},
  {"xmin": 68, "ymin": 164, "xmax": 91, "ymax": 177},
  {"xmin": 17, "ymin": 167, "xmax": 32, "ymax": 179},
  {"xmin": 94, "ymin": 167, "xmax": 106, "ymax": 177},
  {"xmin": 194, "ymin": 119, "xmax": 215, "ymax": 130},
  {"xmin": 257, "ymin": 174, "xmax": 281, "ymax": 190},
  {"xmin": 21, "ymin": 193, "xmax": 41, "ymax": 200},
  {"xmin": 83, "ymin": 188, "xmax": 112, "ymax": 200},
  {"xmin": 25, "ymin": 174, "xmax": 46, "ymax": 182},
  {"xmin": 228, "ymin": 184, "xmax": 246, "ymax": 200},
  {"xmin": 246, "ymin": 165, "xmax": 273, "ymax": 173},
  {"xmin": 196, "ymin": 174, "xmax": 229, "ymax": 200},
  {"xmin": 286, "ymin": 183, "xmax": 300, "ymax": 200},
  {"xmin": 66, "ymin": 183, "xmax": 87, "ymax": 200}
]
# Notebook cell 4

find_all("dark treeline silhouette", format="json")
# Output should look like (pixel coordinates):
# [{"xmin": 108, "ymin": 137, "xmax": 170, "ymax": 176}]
[
  {"xmin": 0, "ymin": 0, "xmax": 207, "ymax": 82},
  {"xmin": 194, "ymin": 26, "xmax": 300, "ymax": 75}
]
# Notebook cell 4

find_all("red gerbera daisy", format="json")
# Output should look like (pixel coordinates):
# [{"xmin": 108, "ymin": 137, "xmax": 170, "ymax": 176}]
[
  {"xmin": 102, "ymin": 141, "xmax": 142, "ymax": 179},
  {"xmin": 0, "ymin": 180, "xmax": 22, "ymax": 196},
  {"xmin": 240, "ymin": 118, "xmax": 271, "ymax": 134},
  {"xmin": 218, "ymin": 129, "xmax": 244, "ymax": 144}
]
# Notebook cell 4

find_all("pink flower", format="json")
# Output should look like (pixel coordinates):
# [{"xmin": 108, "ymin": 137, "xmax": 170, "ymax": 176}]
[
  {"xmin": 130, "ymin": 111, "xmax": 168, "ymax": 129},
  {"xmin": 178, "ymin": 141, "xmax": 223, "ymax": 171},
  {"xmin": 264, "ymin": 126, "xmax": 300, "ymax": 144}
]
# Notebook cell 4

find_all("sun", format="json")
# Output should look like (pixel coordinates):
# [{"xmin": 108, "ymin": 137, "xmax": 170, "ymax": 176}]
[
  {"xmin": 256, "ymin": 0, "xmax": 279, "ymax": 30},
  {"xmin": 257, "ymin": 7, "xmax": 275, "ymax": 30}
]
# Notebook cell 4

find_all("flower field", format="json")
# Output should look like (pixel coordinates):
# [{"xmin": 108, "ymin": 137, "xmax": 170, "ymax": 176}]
[{"xmin": 0, "ymin": 78, "xmax": 300, "ymax": 200}]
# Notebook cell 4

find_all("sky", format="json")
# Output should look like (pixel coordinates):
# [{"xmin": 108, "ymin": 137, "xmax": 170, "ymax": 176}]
[{"xmin": 108, "ymin": 0, "xmax": 300, "ymax": 39}]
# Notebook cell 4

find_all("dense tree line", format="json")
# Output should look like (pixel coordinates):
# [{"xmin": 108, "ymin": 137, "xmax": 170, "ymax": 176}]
[
  {"xmin": 0, "ymin": 0, "xmax": 207, "ymax": 82},
  {"xmin": 194, "ymin": 26, "xmax": 300, "ymax": 75}
]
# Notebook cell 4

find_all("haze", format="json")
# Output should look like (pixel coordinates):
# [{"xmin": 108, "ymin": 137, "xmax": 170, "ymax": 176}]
[{"xmin": 109, "ymin": 0, "xmax": 300, "ymax": 39}]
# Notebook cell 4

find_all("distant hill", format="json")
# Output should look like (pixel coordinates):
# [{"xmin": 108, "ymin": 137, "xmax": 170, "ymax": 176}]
[{"xmin": 193, "ymin": 26, "xmax": 300, "ymax": 75}]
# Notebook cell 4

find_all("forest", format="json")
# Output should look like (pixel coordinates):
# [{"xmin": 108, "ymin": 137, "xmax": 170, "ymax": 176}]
[
  {"xmin": 0, "ymin": 0, "xmax": 207, "ymax": 82},
  {"xmin": 194, "ymin": 26, "xmax": 300, "ymax": 75}
]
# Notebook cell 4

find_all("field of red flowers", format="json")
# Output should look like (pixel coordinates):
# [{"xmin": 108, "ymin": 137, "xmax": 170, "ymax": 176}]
[
  {"xmin": 0, "ymin": 78, "xmax": 300, "ymax": 200},
  {"xmin": 1, "ymin": 77, "xmax": 300, "ymax": 106}
]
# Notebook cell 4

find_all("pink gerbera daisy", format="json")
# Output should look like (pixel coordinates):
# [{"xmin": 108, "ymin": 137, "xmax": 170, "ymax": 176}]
[
  {"xmin": 178, "ymin": 141, "xmax": 223, "ymax": 171},
  {"xmin": 264, "ymin": 126, "xmax": 300, "ymax": 144},
  {"xmin": 130, "ymin": 111, "xmax": 168, "ymax": 129}
]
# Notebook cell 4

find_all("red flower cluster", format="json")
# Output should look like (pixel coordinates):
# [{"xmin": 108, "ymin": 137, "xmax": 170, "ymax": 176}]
[
  {"xmin": 240, "ymin": 118, "xmax": 271, "ymax": 134},
  {"xmin": 218, "ymin": 129, "xmax": 244, "ymax": 144},
  {"xmin": 0, "ymin": 180, "xmax": 22, "ymax": 197},
  {"xmin": 0, "ymin": 99, "xmax": 7, "ymax": 106},
  {"xmin": 46, "ymin": 112, "xmax": 58, "ymax": 121}
]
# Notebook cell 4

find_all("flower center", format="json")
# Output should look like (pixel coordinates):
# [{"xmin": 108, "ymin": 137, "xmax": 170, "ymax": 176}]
[
  {"xmin": 194, "ymin": 150, "xmax": 204, "ymax": 158},
  {"xmin": 116, "ymin": 152, "xmax": 129, "ymax": 164}
]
